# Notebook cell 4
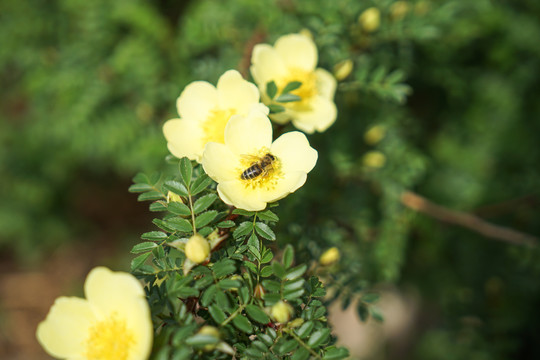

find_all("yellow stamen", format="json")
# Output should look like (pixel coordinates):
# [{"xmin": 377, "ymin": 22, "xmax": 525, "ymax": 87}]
[
  {"xmin": 201, "ymin": 108, "xmax": 235, "ymax": 144},
  {"xmin": 238, "ymin": 147, "xmax": 283, "ymax": 191},
  {"xmin": 278, "ymin": 68, "xmax": 317, "ymax": 109},
  {"xmin": 85, "ymin": 313, "xmax": 135, "ymax": 360}
]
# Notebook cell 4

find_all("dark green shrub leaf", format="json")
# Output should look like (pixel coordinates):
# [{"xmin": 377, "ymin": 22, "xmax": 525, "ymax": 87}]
[
  {"xmin": 245, "ymin": 304, "xmax": 270, "ymax": 324},
  {"xmin": 193, "ymin": 193, "xmax": 217, "ymax": 214},
  {"xmin": 179, "ymin": 157, "xmax": 193, "ymax": 187},
  {"xmin": 233, "ymin": 314, "xmax": 253, "ymax": 333}
]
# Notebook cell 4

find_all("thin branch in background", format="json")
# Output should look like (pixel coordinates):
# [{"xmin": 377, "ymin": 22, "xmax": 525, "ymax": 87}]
[{"xmin": 401, "ymin": 191, "xmax": 538, "ymax": 247}]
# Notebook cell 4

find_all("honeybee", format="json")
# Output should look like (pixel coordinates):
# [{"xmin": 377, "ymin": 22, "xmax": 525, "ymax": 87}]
[{"xmin": 241, "ymin": 153, "xmax": 276, "ymax": 180}]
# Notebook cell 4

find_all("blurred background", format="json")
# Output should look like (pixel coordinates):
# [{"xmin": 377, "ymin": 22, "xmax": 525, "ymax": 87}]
[{"xmin": 1, "ymin": 0, "xmax": 540, "ymax": 359}]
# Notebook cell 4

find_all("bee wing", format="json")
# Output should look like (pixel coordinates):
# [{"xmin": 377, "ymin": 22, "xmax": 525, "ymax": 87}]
[{"xmin": 241, "ymin": 154, "xmax": 262, "ymax": 165}]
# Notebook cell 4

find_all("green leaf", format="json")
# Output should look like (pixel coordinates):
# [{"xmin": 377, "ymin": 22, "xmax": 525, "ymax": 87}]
[
  {"xmin": 166, "ymin": 218, "xmax": 193, "ymax": 233},
  {"xmin": 371, "ymin": 65, "xmax": 387, "ymax": 83},
  {"xmin": 323, "ymin": 347, "xmax": 350, "ymax": 360},
  {"xmin": 255, "ymin": 222, "xmax": 276, "ymax": 241},
  {"xmin": 232, "ymin": 209, "xmax": 255, "ymax": 216},
  {"xmin": 193, "ymin": 194, "xmax": 217, "ymax": 214},
  {"xmin": 307, "ymin": 329, "xmax": 331, "ymax": 348},
  {"xmin": 243, "ymin": 261, "xmax": 257, "ymax": 274},
  {"xmin": 209, "ymin": 305, "xmax": 227, "ymax": 324},
  {"xmin": 268, "ymin": 104, "xmax": 285, "ymax": 113},
  {"xmin": 245, "ymin": 304, "xmax": 270, "ymax": 324},
  {"xmin": 217, "ymin": 220, "xmax": 235, "ymax": 228},
  {"xmin": 168, "ymin": 202, "xmax": 191, "ymax": 216},
  {"xmin": 131, "ymin": 252, "xmax": 151, "ymax": 271},
  {"xmin": 295, "ymin": 321, "xmax": 314, "ymax": 339},
  {"xmin": 132, "ymin": 173, "xmax": 151, "ymax": 185},
  {"xmin": 200, "ymin": 285, "xmax": 217, "ymax": 307},
  {"xmin": 141, "ymin": 231, "xmax": 168, "ymax": 241},
  {"xmin": 164, "ymin": 181, "xmax": 188, "ymax": 197},
  {"xmin": 218, "ymin": 279, "xmax": 242, "ymax": 290},
  {"xmin": 129, "ymin": 183, "xmax": 153, "ymax": 193},
  {"xmin": 261, "ymin": 248, "xmax": 274, "ymax": 263},
  {"xmin": 275, "ymin": 93, "xmax": 301, "ymax": 103},
  {"xmin": 361, "ymin": 293, "xmax": 380, "ymax": 304},
  {"xmin": 266, "ymin": 80, "xmax": 278, "ymax": 99},
  {"xmin": 260, "ymin": 266, "xmax": 273, "ymax": 277},
  {"xmin": 190, "ymin": 174, "xmax": 214, "ymax": 195},
  {"xmin": 357, "ymin": 303, "xmax": 369, "ymax": 322},
  {"xmin": 233, "ymin": 221, "xmax": 254, "ymax": 239},
  {"xmin": 285, "ymin": 264, "xmax": 307, "ymax": 280},
  {"xmin": 149, "ymin": 201, "xmax": 168, "ymax": 212},
  {"xmin": 175, "ymin": 287, "xmax": 199, "ymax": 299},
  {"xmin": 261, "ymin": 280, "xmax": 281, "ymax": 292},
  {"xmin": 232, "ymin": 314, "xmax": 253, "ymax": 333},
  {"xmin": 277, "ymin": 339, "xmax": 298, "ymax": 354},
  {"xmin": 179, "ymin": 157, "xmax": 193, "ymax": 187},
  {"xmin": 131, "ymin": 242, "xmax": 158, "ymax": 254},
  {"xmin": 138, "ymin": 191, "xmax": 164, "ymax": 201},
  {"xmin": 282, "ymin": 244, "xmax": 294, "ymax": 268},
  {"xmin": 272, "ymin": 262, "xmax": 286, "ymax": 279},
  {"xmin": 370, "ymin": 306, "xmax": 384, "ymax": 322},
  {"xmin": 213, "ymin": 259, "xmax": 236, "ymax": 278},
  {"xmin": 257, "ymin": 210, "xmax": 279, "ymax": 222},
  {"xmin": 239, "ymin": 286, "xmax": 250, "ymax": 304},
  {"xmin": 195, "ymin": 210, "xmax": 217, "ymax": 229},
  {"xmin": 282, "ymin": 81, "xmax": 302, "ymax": 94},
  {"xmin": 291, "ymin": 347, "xmax": 310, "ymax": 360},
  {"xmin": 284, "ymin": 288, "xmax": 305, "ymax": 300},
  {"xmin": 258, "ymin": 333, "xmax": 274, "ymax": 347},
  {"xmin": 283, "ymin": 278, "xmax": 304, "ymax": 291},
  {"xmin": 185, "ymin": 334, "xmax": 219, "ymax": 347}
]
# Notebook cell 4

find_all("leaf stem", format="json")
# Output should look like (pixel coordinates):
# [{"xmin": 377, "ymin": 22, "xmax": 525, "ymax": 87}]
[
  {"xmin": 221, "ymin": 304, "xmax": 246, "ymax": 327},
  {"xmin": 286, "ymin": 329, "xmax": 322, "ymax": 359}
]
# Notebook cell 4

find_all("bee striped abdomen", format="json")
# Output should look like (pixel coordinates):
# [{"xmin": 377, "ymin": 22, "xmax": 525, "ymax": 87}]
[{"xmin": 241, "ymin": 164, "xmax": 263, "ymax": 180}]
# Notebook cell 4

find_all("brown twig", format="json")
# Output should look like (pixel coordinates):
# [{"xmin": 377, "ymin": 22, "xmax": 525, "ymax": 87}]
[
  {"xmin": 237, "ymin": 29, "xmax": 267, "ymax": 79},
  {"xmin": 400, "ymin": 190, "xmax": 538, "ymax": 247}
]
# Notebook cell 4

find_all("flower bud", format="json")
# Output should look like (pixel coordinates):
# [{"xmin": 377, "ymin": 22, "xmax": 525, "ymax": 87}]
[
  {"xmin": 333, "ymin": 59, "xmax": 354, "ymax": 81},
  {"xmin": 364, "ymin": 125, "xmax": 387, "ymax": 145},
  {"xmin": 185, "ymin": 234, "xmax": 210, "ymax": 264},
  {"xmin": 319, "ymin": 247, "xmax": 340, "ymax": 266},
  {"xmin": 254, "ymin": 283, "xmax": 265, "ymax": 299},
  {"xmin": 198, "ymin": 325, "xmax": 220, "ymax": 351},
  {"xmin": 390, "ymin": 1, "xmax": 410, "ymax": 21},
  {"xmin": 271, "ymin": 301, "xmax": 293, "ymax": 324},
  {"xmin": 167, "ymin": 191, "xmax": 183, "ymax": 203},
  {"xmin": 362, "ymin": 151, "xmax": 386, "ymax": 168},
  {"xmin": 359, "ymin": 7, "xmax": 381, "ymax": 32}
]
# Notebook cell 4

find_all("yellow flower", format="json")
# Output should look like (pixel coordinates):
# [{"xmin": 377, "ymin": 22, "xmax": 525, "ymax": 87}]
[
  {"xmin": 362, "ymin": 151, "xmax": 386, "ymax": 168},
  {"xmin": 185, "ymin": 233, "xmax": 210, "ymax": 264},
  {"xmin": 163, "ymin": 70, "xmax": 261, "ymax": 162},
  {"xmin": 319, "ymin": 247, "xmax": 340, "ymax": 265},
  {"xmin": 364, "ymin": 124, "xmax": 387, "ymax": 145},
  {"xmin": 333, "ymin": 59, "xmax": 354, "ymax": 81},
  {"xmin": 36, "ymin": 267, "xmax": 152, "ymax": 360},
  {"xmin": 250, "ymin": 33, "xmax": 337, "ymax": 134},
  {"xmin": 359, "ymin": 7, "xmax": 381, "ymax": 32},
  {"xmin": 202, "ymin": 106, "xmax": 318, "ymax": 211},
  {"xmin": 271, "ymin": 301, "xmax": 293, "ymax": 323}
]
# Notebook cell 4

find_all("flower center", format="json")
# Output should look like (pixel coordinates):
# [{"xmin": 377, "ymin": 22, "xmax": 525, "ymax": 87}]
[
  {"xmin": 278, "ymin": 68, "xmax": 317, "ymax": 109},
  {"xmin": 85, "ymin": 313, "xmax": 135, "ymax": 360},
  {"xmin": 238, "ymin": 147, "xmax": 283, "ymax": 191},
  {"xmin": 201, "ymin": 108, "xmax": 235, "ymax": 144}
]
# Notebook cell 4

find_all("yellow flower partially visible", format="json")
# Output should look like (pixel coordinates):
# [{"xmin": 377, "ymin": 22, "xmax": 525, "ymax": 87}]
[
  {"xmin": 363, "ymin": 151, "xmax": 386, "ymax": 168},
  {"xmin": 364, "ymin": 124, "xmax": 387, "ymax": 145},
  {"xmin": 271, "ymin": 301, "xmax": 293, "ymax": 324},
  {"xmin": 320, "ymin": 247, "xmax": 340, "ymax": 266},
  {"xmin": 185, "ymin": 234, "xmax": 210, "ymax": 264},
  {"xmin": 163, "ymin": 70, "xmax": 261, "ymax": 163},
  {"xmin": 333, "ymin": 59, "xmax": 354, "ymax": 81},
  {"xmin": 202, "ymin": 106, "xmax": 318, "ymax": 211},
  {"xmin": 36, "ymin": 267, "xmax": 152, "ymax": 360},
  {"xmin": 359, "ymin": 7, "xmax": 381, "ymax": 32},
  {"xmin": 250, "ymin": 33, "xmax": 337, "ymax": 134}
]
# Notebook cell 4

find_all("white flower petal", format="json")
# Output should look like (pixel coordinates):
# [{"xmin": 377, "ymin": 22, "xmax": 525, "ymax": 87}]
[
  {"xmin": 250, "ymin": 44, "xmax": 288, "ymax": 88},
  {"xmin": 275, "ymin": 34, "xmax": 317, "ymax": 71},
  {"xmin": 292, "ymin": 96, "xmax": 337, "ymax": 133},
  {"xmin": 218, "ymin": 180, "xmax": 267, "ymax": 211},
  {"xmin": 224, "ymin": 108, "xmax": 273, "ymax": 156},
  {"xmin": 163, "ymin": 118, "xmax": 205, "ymax": 162},
  {"xmin": 202, "ymin": 142, "xmax": 241, "ymax": 182},
  {"xmin": 176, "ymin": 81, "xmax": 218, "ymax": 121},
  {"xmin": 315, "ymin": 68, "xmax": 337, "ymax": 99},
  {"xmin": 216, "ymin": 70, "xmax": 260, "ymax": 112},
  {"xmin": 271, "ymin": 131, "xmax": 318, "ymax": 174},
  {"xmin": 36, "ymin": 297, "xmax": 95, "ymax": 359}
]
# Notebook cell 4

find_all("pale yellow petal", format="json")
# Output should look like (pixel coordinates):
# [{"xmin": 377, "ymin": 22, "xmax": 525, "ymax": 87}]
[
  {"xmin": 216, "ymin": 70, "xmax": 260, "ymax": 112},
  {"xmin": 224, "ymin": 107, "xmax": 272, "ymax": 156},
  {"xmin": 274, "ymin": 34, "xmax": 317, "ymax": 72},
  {"xmin": 202, "ymin": 142, "xmax": 241, "ymax": 182},
  {"xmin": 260, "ymin": 171, "xmax": 308, "ymax": 203},
  {"xmin": 163, "ymin": 118, "xmax": 205, "ymax": 162},
  {"xmin": 217, "ymin": 180, "xmax": 267, "ymax": 211},
  {"xmin": 292, "ymin": 96, "xmax": 337, "ymax": 133},
  {"xmin": 84, "ymin": 267, "xmax": 152, "ymax": 357},
  {"xmin": 176, "ymin": 81, "xmax": 218, "ymax": 121},
  {"xmin": 315, "ymin": 68, "xmax": 337, "ymax": 99},
  {"xmin": 271, "ymin": 131, "xmax": 318, "ymax": 174},
  {"xmin": 250, "ymin": 44, "xmax": 288, "ymax": 88},
  {"xmin": 36, "ymin": 297, "xmax": 95, "ymax": 359}
]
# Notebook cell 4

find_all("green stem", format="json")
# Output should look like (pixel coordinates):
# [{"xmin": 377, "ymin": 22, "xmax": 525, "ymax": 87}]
[
  {"xmin": 187, "ymin": 191, "xmax": 197, "ymax": 234},
  {"xmin": 221, "ymin": 304, "xmax": 246, "ymax": 327},
  {"xmin": 286, "ymin": 329, "xmax": 322, "ymax": 359}
]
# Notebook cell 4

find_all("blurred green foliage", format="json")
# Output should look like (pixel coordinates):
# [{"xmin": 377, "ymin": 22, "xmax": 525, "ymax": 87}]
[{"xmin": 2, "ymin": 0, "xmax": 540, "ymax": 358}]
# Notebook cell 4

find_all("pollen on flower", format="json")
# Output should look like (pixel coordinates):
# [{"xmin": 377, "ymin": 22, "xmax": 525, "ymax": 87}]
[
  {"xmin": 201, "ymin": 108, "xmax": 235, "ymax": 144},
  {"xmin": 85, "ymin": 312, "xmax": 135, "ymax": 360},
  {"xmin": 238, "ymin": 147, "xmax": 283, "ymax": 191}
]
